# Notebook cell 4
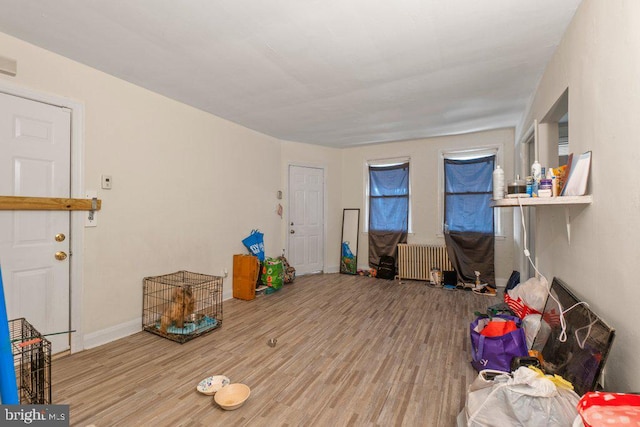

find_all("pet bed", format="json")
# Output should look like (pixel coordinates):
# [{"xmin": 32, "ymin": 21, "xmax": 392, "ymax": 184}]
[{"xmin": 156, "ymin": 315, "xmax": 218, "ymax": 335}]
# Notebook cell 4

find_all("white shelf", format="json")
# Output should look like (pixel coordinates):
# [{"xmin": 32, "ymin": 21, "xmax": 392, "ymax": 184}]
[
  {"xmin": 491, "ymin": 195, "xmax": 592, "ymax": 208},
  {"xmin": 491, "ymin": 194, "xmax": 592, "ymax": 244}
]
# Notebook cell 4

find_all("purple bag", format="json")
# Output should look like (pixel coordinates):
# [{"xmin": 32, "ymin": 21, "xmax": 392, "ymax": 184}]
[{"xmin": 470, "ymin": 314, "xmax": 528, "ymax": 372}]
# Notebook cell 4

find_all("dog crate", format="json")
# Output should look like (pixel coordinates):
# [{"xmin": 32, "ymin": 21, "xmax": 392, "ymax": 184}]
[
  {"xmin": 143, "ymin": 270, "xmax": 223, "ymax": 343},
  {"xmin": 9, "ymin": 318, "xmax": 52, "ymax": 404}
]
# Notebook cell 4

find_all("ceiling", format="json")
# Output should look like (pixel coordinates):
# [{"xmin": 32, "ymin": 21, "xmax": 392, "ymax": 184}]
[{"xmin": 0, "ymin": 0, "xmax": 582, "ymax": 147}]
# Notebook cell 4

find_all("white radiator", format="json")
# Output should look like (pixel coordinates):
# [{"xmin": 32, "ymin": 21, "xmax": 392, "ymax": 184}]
[{"xmin": 397, "ymin": 244, "xmax": 453, "ymax": 283}]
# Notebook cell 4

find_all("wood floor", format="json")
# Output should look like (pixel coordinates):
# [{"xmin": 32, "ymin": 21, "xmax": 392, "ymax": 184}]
[{"xmin": 52, "ymin": 273, "xmax": 495, "ymax": 427}]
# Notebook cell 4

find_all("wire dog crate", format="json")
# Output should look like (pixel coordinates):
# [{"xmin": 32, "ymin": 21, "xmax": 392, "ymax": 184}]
[
  {"xmin": 9, "ymin": 318, "xmax": 52, "ymax": 404},
  {"xmin": 143, "ymin": 271, "xmax": 223, "ymax": 343}
]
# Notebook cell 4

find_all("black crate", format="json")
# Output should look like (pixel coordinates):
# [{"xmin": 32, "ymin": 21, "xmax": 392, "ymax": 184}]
[
  {"xmin": 9, "ymin": 318, "xmax": 52, "ymax": 404},
  {"xmin": 143, "ymin": 271, "xmax": 223, "ymax": 343}
]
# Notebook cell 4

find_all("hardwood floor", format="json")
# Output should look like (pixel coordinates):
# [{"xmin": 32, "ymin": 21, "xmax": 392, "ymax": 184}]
[{"xmin": 52, "ymin": 273, "xmax": 495, "ymax": 426}]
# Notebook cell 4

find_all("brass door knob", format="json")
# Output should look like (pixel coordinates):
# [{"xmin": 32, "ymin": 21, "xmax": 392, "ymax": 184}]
[
  {"xmin": 55, "ymin": 251, "xmax": 68, "ymax": 261},
  {"xmin": 55, "ymin": 233, "xmax": 66, "ymax": 242}
]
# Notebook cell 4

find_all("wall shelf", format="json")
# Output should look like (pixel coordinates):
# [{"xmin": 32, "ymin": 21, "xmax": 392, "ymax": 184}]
[
  {"xmin": 491, "ymin": 195, "xmax": 592, "ymax": 244},
  {"xmin": 490, "ymin": 195, "xmax": 592, "ymax": 208}
]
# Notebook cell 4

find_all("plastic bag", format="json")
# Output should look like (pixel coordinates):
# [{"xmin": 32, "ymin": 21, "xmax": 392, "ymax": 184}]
[
  {"xmin": 522, "ymin": 313, "xmax": 542, "ymax": 349},
  {"xmin": 506, "ymin": 276, "xmax": 549, "ymax": 318},
  {"xmin": 242, "ymin": 229, "xmax": 265, "ymax": 261},
  {"xmin": 459, "ymin": 367, "xmax": 580, "ymax": 427}
]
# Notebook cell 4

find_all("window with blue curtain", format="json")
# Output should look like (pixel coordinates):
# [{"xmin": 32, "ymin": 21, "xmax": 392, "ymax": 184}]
[
  {"xmin": 444, "ymin": 156, "xmax": 494, "ymax": 234},
  {"xmin": 369, "ymin": 163, "xmax": 409, "ymax": 232}
]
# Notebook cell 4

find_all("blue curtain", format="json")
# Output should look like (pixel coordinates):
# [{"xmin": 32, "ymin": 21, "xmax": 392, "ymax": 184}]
[
  {"xmin": 368, "ymin": 162, "xmax": 409, "ymax": 267},
  {"xmin": 444, "ymin": 156, "xmax": 494, "ymax": 233},
  {"xmin": 443, "ymin": 155, "xmax": 496, "ymax": 285},
  {"xmin": 369, "ymin": 163, "xmax": 409, "ymax": 232}
]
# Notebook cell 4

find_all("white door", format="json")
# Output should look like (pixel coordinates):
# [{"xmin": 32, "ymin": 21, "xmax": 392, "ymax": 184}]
[
  {"xmin": 288, "ymin": 165, "xmax": 324, "ymax": 275},
  {"xmin": 0, "ymin": 92, "xmax": 71, "ymax": 354}
]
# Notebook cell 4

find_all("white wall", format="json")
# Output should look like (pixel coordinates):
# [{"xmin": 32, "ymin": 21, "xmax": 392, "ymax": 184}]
[
  {"xmin": 0, "ymin": 32, "xmax": 285, "ymax": 345},
  {"xmin": 517, "ymin": 0, "xmax": 640, "ymax": 392},
  {"xmin": 341, "ymin": 129, "xmax": 515, "ymax": 286}
]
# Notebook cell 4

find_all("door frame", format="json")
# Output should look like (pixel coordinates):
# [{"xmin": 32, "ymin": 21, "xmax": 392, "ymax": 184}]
[
  {"xmin": 0, "ymin": 80, "xmax": 85, "ymax": 353},
  {"xmin": 286, "ymin": 162, "xmax": 327, "ymax": 273}
]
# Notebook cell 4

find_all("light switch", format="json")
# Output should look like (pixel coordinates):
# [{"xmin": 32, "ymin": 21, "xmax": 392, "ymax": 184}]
[{"xmin": 101, "ymin": 175, "xmax": 112, "ymax": 189}]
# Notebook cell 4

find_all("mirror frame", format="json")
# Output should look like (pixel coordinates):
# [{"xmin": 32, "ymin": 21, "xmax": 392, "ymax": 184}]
[{"xmin": 340, "ymin": 208, "xmax": 360, "ymax": 274}]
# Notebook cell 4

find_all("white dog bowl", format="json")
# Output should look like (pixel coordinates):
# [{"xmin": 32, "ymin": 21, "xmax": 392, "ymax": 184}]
[{"xmin": 196, "ymin": 375, "xmax": 230, "ymax": 395}]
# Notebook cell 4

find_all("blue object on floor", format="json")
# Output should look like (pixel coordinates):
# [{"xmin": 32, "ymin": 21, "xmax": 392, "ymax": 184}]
[
  {"xmin": 158, "ymin": 316, "xmax": 218, "ymax": 335},
  {"xmin": 0, "ymin": 265, "xmax": 19, "ymax": 404}
]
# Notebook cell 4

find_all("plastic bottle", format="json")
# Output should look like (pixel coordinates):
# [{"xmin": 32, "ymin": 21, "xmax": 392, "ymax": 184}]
[
  {"xmin": 548, "ymin": 168, "xmax": 558, "ymax": 197},
  {"xmin": 492, "ymin": 165, "xmax": 505, "ymax": 200},
  {"xmin": 531, "ymin": 160, "xmax": 541, "ymax": 196}
]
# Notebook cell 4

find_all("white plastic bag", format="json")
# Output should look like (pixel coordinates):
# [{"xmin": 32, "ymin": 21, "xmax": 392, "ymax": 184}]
[
  {"xmin": 522, "ymin": 313, "xmax": 542, "ymax": 349},
  {"xmin": 459, "ymin": 367, "xmax": 580, "ymax": 427},
  {"xmin": 508, "ymin": 276, "xmax": 549, "ymax": 313}
]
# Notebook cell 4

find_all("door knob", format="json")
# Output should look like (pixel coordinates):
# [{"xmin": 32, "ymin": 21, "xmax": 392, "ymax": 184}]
[
  {"xmin": 55, "ymin": 251, "xmax": 68, "ymax": 261},
  {"xmin": 55, "ymin": 233, "xmax": 66, "ymax": 242},
  {"xmin": 290, "ymin": 230, "xmax": 295, "ymax": 234}
]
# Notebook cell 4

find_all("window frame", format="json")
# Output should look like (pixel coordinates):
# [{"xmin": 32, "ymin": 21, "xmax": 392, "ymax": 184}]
[{"xmin": 363, "ymin": 156, "xmax": 412, "ymax": 233}]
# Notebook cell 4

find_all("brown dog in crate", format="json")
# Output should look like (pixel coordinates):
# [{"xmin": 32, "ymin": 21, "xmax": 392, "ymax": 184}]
[{"xmin": 160, "ymin": 285, "xmax": 195, "ymax": 333}]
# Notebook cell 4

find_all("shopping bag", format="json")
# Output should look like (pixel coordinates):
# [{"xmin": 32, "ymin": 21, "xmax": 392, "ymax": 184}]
[
  {"xmin": 242, "ymin": 229, "xmax": 265, "ymax": 261},
  {"xmin": 262, "ymin": 258, "xmax": 284, "ymax": 291},
  {"xmin": 278, "ymin": 255, "xmax": 296, "ymax": 284},
  {"xmin": 470, "ymin": 314, "xmax": 528, "ymax": 372}
]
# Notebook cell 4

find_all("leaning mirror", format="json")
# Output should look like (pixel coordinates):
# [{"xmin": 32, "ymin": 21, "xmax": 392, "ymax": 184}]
[{"xmin": 340, "ymin": 208, "xmax": 360, "ymax": 274}]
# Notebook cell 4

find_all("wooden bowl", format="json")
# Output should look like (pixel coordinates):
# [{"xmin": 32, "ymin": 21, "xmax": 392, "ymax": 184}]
[{"xmin": 214, "ymin": 383, "xmax": 250, "ymax": 410}]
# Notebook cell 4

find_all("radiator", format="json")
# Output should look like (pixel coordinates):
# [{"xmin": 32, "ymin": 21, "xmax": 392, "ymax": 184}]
[{"xmin": 397, "ymin": 244, "xmax": 453, "ymax": 283}]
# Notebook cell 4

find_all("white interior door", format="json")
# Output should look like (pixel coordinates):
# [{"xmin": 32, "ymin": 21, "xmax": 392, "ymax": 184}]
[
  {"xmin": 288, "ymin": 165, "xmax": 324, "ymax": 275},
  {"xmin": 0, "ymin": 92, "xmax": 71, "ymax": 354}
]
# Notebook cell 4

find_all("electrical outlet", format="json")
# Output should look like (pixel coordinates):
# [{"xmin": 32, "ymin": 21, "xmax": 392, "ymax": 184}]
[
  {"xmin": 101, "ymin": 175, "xmax": 112, "ymax": 189},
  {"xmin": 85, "ymin": 190, "xmax": 98, "ymax": 227}
]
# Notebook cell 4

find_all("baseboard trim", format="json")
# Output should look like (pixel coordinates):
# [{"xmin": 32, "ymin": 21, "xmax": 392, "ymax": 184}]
[
  {"xmin": 83, "ymin": 318, "xmax": 141, "ymax": 350},
  {"xmin": 324, "ymin": 265, "xmax": 340, "ymax": 274}
]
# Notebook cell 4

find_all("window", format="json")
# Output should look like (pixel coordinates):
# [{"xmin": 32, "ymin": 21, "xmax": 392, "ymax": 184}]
[
  {"xmin": 444, "ymin": 155, "xmax": 494, "ymax": 234},
  {"xmin": 368, "ymin": 162, "xmax": 410, "ymax": 232}
]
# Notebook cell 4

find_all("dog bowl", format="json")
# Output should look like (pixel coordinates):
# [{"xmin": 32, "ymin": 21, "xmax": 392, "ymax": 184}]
[
  {"xmin": 214, "ymin": 383, "xmax": 251, "ymax": 410},
  {"xmin": 196, "ymin": 375, "xmax": 230, "ymax": 395}
]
